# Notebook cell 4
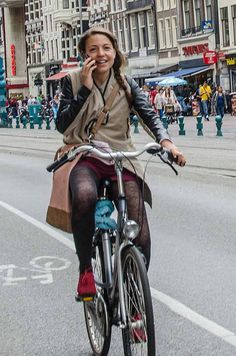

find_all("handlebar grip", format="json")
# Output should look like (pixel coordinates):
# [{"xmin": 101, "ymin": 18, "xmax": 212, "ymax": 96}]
[
  {"xmin": 146, "ymin": 147, "xmax": 161, "ymax": 155},
  {"xmin": 46, "ymin": 153, "xmax": 68, "ymax": 172}
]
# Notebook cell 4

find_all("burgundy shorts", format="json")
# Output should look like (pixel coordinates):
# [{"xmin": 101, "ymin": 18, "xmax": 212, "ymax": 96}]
[{"xmin": 77, "ymin": 157, "xmax": 136, "ymax": 182}]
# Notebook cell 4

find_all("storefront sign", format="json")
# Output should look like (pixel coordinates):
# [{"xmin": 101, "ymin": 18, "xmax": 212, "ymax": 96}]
[
  {"xmin": 10, "ymin": 44, "xmax": 16, "ymax": 76},
  {"xmin": 202, "ymin": 20, "xmax": 213, "ymax": 31},
  {"xmin": 226, "ymin": 57, "xmax": 236, "ymax": 66},
  {"xmin": 218, "ymin": 51, "xmax": 226, "ymax": 60},
  {"xmin": 203, "ymin": 51, "xmax": 218, "ymax": 65},
  {"xmin": 183, "ymin": 43, "xmax": 209, "ymax": 57}
]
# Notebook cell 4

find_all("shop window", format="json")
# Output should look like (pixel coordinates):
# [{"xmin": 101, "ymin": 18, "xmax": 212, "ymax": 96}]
[{"xmin": 220, "ymin": 7, "xmax": 230, "ymax": 47}]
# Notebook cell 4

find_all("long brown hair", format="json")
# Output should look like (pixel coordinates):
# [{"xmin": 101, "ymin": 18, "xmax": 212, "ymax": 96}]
[{"xmin": 78, "ymin": 27, "xmax": 132, "ymax": 106}]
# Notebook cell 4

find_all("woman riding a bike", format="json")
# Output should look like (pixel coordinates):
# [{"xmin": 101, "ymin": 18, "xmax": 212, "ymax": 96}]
[{"xmin": 53, "ymin": 27, "xmax": 186, "ymax": 300}]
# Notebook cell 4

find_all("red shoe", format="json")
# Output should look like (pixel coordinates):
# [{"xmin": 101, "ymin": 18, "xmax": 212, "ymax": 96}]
[
  {"xmin": 77, "ymin": 267, "xmax": 96, "ymax": 298},
  {"xmin": 131, "ymin": 313, "xmax": 147, "ymax": 343}
]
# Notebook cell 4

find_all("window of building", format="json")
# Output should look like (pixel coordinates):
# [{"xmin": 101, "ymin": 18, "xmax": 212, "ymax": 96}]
[
  {"xmin": 111, "ymin": 0, "xmax": 115, "ymax": 12},
  {"xmin": 117, "ymin": 0, "xmax": 122, "ymax": 11},
  {"xmin": 138, "ymin": 13, "xmax": 147, "ymax": 48},
  {"xmin": 164, "ymin": 0, "xmax": 170, "ymax": 10},
  {"xmin": 205, "ymin": 0, "xmax": 212, "ymax": 21},
  {"xmin": 158, "ymin": 19, "xmax": 166, "ymax": 48},
  {"xmin": 156, "ymin": 0, "xmax": 164, "ymax": 12},
  {"xmin": 130, "ymin": 14, "xmax": 138, "ymax": 50},
  {"xmin": 183, "ymin": 0, "xmax": 190, "ymax": 29},
  {"xmin": 63, "ymin": 0, "xmax": 69, "ymax": 9},
  {"xmin": 147, "ymin": 10, "xmax": 155, "ymax": 47},
  {"xmin": 172, "ymin": 16, "xmax": 177, "ymax": 46},
  {"xmin": 112, "ymin": 20, "xmax": 117, "ymax": 38},
  {"xmin": 220, "ymin": 7, "xmax": 230, "ymax": 47},
  {"xmin": 232, "ymin": 5, "xmax": 236, "ymax": 45},
  {"xmin": 118, "ymin": 19, "xmax": 125, "ymax": 52},
  {"xmin": 165, "ymin": 18, "xmax": 172, "ymax": 47},
  {"xmin": 194, "ymin": 0, "xmax": 201, "ymax": 28},
  {"xmin": 170, "ymin": 0, "xmax": 176, "ymax": 8}
]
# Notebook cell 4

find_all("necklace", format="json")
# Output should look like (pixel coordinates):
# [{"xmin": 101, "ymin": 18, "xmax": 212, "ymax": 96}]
[{"xmin": 94, "ymin": 70, "xmax": 112, "ymax": 105}]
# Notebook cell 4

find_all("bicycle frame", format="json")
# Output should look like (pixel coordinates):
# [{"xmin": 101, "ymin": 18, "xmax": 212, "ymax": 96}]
[{"xmin": 98, "ymin": 156, "xmax": 134, "ymax": 329}]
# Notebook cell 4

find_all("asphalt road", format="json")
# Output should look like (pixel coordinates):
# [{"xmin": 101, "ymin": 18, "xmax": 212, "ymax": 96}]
[{"xmin": 0, "ymin": 116, "xmax": 236, "ymax": 355}]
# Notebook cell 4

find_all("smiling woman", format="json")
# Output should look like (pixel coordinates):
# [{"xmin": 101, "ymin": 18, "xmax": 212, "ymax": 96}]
[{"xmin": 48, "ymin": 26, "xmax": 186, "ymax": 302}]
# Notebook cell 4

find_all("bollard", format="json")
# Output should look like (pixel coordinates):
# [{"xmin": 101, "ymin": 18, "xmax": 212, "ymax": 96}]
[
  {"xmin": 215, "ymin": 115, "xmax": 223, "ymax": 136},
  {"xmin": 8, "ymin": 115, "xmax": 13, "ymax": 128},
  {"xmin": 15, "ymin": 116, "xmax": 20, "ymax": 128},
  {"xmin": 45, "ymin": 116, "xmax": 51, "ymax": 130},
  {"xmin": 37, "ymin": 114, "xmax": 42, "ymax": 129},
  {"xmin": 29, "ymin": 116, "xmax": 34, "ymax": 129},
  {"xmin": 196, "ymin": 115, "xmax": 203, "ymax": 136},
  {"xmin": 132, "ymin": 114, "xmax": 139, "ymax": 133},
  {"xmin": 178, "ymin": 115, "xmax": 185, "ymax": 135},
  {"xmin": 21, "ymin": 115, "xmax": 27, "ymax": 129},
  {"xmin": 161, "ymin": 115, "xmax": 169, "ymax": 130}
]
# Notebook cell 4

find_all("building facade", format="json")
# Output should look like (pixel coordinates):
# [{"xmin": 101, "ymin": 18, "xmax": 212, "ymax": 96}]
[
  {"xmin": 2, "ymin": 0, "xmax": 236, "ymax": 97},
  {"xmin": 175, "ymin": 0, "xmax": 217, "ymax": 88},
  {"xmin": 155, "ymin": 0, "xmax": 179, "ymax": 74},
  {"xmin": 218, "ymin": 0, "xmax": 236, "ymax": 91}
]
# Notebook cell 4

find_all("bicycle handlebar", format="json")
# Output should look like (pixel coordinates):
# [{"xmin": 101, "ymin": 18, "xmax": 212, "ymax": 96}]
[{"xmin": 46, "ymin": 142, "xmax": 178, "ymax": 175}]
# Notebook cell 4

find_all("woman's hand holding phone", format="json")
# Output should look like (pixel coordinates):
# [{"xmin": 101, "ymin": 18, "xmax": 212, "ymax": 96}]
[{"xmin": 80, "ymin": 55, "xmax": 97, "ymax": 90}]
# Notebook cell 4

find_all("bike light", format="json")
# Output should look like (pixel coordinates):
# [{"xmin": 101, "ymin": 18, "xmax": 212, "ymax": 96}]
[{"xmin": 123, "ymin": 220, "xmax": 139, "ymax": 240}]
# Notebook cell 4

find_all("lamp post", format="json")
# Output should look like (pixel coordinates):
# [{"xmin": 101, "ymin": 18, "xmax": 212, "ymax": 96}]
[{"xmin": 0, "ymin": 56, "xmax": 7, "ymax": 128}]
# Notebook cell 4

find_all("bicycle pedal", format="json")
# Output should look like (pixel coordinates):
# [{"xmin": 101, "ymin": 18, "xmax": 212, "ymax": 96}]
[{"xmin": 75, "ymin": 294, "xmax": 95, "ymax": 303}]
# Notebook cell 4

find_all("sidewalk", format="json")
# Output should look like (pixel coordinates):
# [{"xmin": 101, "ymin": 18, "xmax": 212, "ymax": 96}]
[{"xmin": 0, "ymin": 114, "xmax": 235, "ymax": 176}]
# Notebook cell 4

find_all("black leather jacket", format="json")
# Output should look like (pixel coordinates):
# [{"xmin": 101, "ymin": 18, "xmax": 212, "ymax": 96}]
[{"xmin": 56, "ymin": 75, "xmax": 171, "ymax": 143}]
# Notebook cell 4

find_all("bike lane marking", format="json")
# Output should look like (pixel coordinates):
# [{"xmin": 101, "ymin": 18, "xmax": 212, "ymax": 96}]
[{"xmin": 1, "ymin": 199, "xmax": 236, "ymax": 348}]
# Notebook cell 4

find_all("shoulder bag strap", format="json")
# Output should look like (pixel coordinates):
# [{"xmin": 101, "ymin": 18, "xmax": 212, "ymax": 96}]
[{"xmin": 89, "ymin": 83, "xmax": 120, "ymax": 140}]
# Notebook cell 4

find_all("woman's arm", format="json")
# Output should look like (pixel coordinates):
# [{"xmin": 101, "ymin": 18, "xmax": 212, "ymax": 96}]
[
  {"xmin": 127, "ymin": 77, "xmax": 186, "ymax": 166},
  {"xmin": 56, "ymin": 75, "xmax": 91, "ymax": 133},
  {"xmin": 127, "ymin": 77, "xmax": 170, "ymax": 143}
]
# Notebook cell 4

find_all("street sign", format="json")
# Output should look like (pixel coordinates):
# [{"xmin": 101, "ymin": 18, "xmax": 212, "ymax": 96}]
[
  {"xmin": 34, "ymin": 79, "xmax": 43, "ymax": 86},
  {"xmin": 203, "ymin": 51, "xmax": 218, "ymax": 65}
]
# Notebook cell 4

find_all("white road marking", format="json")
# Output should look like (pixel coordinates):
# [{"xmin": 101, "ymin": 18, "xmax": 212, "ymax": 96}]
[
  {"xmin": 0, "ymin": 200, "xmax": 75, "ymax": 250},
  {"xmin": 151, "ymin": 288, "xmax": 236, "ymax": 348},
  {"xmin": 1, "ymin": 200, "xmax": 236, "ymax": 348}
]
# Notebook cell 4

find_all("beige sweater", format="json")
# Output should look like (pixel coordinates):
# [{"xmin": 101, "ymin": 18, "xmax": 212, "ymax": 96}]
[{"xmin": 62, "ymin": 68, "xmax": 152, "ymax": 206}]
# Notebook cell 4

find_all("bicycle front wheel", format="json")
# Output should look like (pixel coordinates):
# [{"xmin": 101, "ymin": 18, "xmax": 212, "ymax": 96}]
[
  {"xmin": 83, "ymin": 238, "xmax": 111, "ymax": 356},
  {"xmin": 122, "ymin": 246, "xmax": 156, "ymax": 356}
]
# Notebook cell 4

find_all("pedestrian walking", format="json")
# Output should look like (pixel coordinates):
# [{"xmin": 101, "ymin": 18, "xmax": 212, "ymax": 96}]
[
  {"xmin": 213, "ymin": 86, "xmax": 227, "ymax": 119},
  {"xmin": 199, "ymin": 81, "xmax": 212, "ymax": 120}
]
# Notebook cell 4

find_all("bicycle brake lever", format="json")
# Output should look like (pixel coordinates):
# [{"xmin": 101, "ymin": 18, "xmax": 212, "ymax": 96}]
[{"xmin": 157, "ymin": 150, "xmax": 178, "ymax": 176}]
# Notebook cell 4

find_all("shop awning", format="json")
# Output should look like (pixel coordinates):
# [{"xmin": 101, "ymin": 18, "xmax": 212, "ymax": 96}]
[
  {"xmin": 163, "ymin": 66, "xmax": 211, "ymax": 78},
  {"xmin": 46, "ymin": 71, "xmax": 68, "ymax": 81},
  {"xmin": 150, "ymin": 63, "xmax": 179, "ymax": 74}
]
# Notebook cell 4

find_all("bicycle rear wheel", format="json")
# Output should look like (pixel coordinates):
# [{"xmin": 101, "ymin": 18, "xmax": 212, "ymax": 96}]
[
  {"xmin": 122, "ymin": 246, "xmax": 156, "ymax": 356},
  {"xmin": 83, "ymin": 237, "xmax": 111, "ymax": 356}
]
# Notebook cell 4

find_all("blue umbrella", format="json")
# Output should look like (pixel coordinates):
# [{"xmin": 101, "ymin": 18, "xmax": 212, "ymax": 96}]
[{"xmin": 158, "ymin": 77, "xmax": 187, "ymax": 86}]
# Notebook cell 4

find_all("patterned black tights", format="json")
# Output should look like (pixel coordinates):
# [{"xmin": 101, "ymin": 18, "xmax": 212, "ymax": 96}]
[{"xmin": 69, "ymin": 165, "xmax": 151, "ymax": 273}]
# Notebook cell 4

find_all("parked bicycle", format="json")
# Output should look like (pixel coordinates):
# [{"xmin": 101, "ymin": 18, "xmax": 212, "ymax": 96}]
[{"xmin": 47, "ymin": 142, "xmax": 177, "ymax": 356}]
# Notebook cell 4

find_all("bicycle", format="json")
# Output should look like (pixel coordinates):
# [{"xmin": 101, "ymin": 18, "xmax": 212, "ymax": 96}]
[{"xmin": 47, "ymin": 142, "xmax": 177, "ymax": 356}]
